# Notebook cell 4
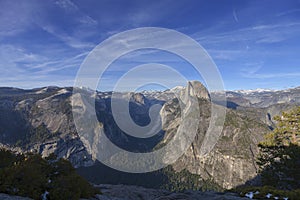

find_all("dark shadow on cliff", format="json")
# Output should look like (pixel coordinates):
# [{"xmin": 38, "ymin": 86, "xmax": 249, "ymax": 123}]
[
  {"xmin": 77, "ymin": 160, "xmax": 168, "ymax": 189},
  {"xmin": 232, "ymin": 144, "xmax": 300, "ymax": 199},
  {"xmin": 95, "ymin": 97, "xmax": 166, "ymax": 153},
  {"xmin": 213, "ymin": 100, "xmax": 240, "ymax": 109},
  {"xmin": 77, "ymin": 160, "xmax": 222, "ymax": 192}
]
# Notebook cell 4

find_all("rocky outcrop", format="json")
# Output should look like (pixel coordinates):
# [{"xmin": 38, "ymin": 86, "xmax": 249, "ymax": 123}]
[
  {"xmin": 0, "ymin": 193, "xmax": 32, "ymax": 200},
  {"xmin": 0, "ymin": 83, "xmax": 299, "ymax": 190},
  {"xmin": 0, "ymin": 87, "xmax": 93, "ymax": 168},
  {"xmin": 129, "ymin": 92, "xmax": 147, "ymax": 105},
  {"xmin": 92, "ymin": 184, "xmax": 246, "ymax": 200},
  {"xmin": 0, "ymin": 185, "xmax": 248, "ymax": 200},
  {"xmin": 158, "ymin": 82, "xmax": 270, "ymax": 189},
  {"xmin": 181, "ymin": 80, "xmax": 210, "ymax": 101}
]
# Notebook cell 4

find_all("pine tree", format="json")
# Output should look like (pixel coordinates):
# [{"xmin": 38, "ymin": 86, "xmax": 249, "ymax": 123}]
[{"xmin": 257, "ymin": 106, "xmax": 300, "ymax": 189}]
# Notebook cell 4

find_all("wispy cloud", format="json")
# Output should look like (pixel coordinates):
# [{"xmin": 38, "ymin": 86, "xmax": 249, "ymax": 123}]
[
  {"xmin": 0, "ymin": 44, "xmax": 45, "ymax": 74},
  {"xmin": 233, "ymin": 9, "xmax": 239, "ymax": 23},
  {"xmin": 0, "ymin": 43, "xmax": 90, "ymax": 89},
  {"xmin": 251, "ymin": 22, "xmax": 300, "ymax": 30},
  {"xmin": 0, "ymin": 0, "xmax": 36, "ymax": 37},
  {"xmin": 240, "ymin": 62, "xmax": 300, "ymax": 80},
  {"xmin": 277, "ymin": 8, "xmax": 300, "ymax": 17},
  {"xmin": 242, "ymin": 72, "xmax": 300, "ymax": 79},
  {"xmin": 195, "ymin": 21, "xmax": 300, "ymax": 45},
  {"xmin": 0, "ymin": 76, "xmax": 75, "ymax": 88},
  {"xmin": 55, "ymin": 0, "xmax": 98, "ymax": 26},
  {"xmin": 205, "ymin": 49, "xmax": 243, "ymax": 61},
  {"xmin": 39, "ymin": 24, "xmax": 95, "ymax": 49},
  {"xmin": 32, "ymin": 51, "xmax": 89, "ymax": 74},
  {"xmin": 55, "ymin": 0, "xmax": 78, "ymax": 12},
  {"xmin": 0, "ymin": 1, "xmax": 299, "ymax": 90},
  {"xmin": 240, "ymin": 61, "xmax": 264, "ymax": 74}
]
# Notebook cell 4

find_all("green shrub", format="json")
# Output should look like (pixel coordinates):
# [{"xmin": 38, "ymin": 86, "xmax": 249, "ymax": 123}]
[
  {"xmin": 0, "ymin": 149, "xmax": 99, "ymax": 200},
  {"xmin": 257, "ymin": 106, "xmax": 300, "ymax": 190},
  {"xmin": 161, "ymin": 166, "xmax": 223, "ymax": 192}
]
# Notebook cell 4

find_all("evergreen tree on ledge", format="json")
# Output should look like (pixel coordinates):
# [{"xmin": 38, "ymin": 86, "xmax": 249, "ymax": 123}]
[{"xmin": 257, "ymin": 106, "xmax": 300, "ymax": 190}]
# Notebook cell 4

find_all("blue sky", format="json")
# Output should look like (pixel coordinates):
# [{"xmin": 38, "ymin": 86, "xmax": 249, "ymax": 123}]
[{"xmin": 0, "ymin": 0, "xmax": 299, "ymax": 91}]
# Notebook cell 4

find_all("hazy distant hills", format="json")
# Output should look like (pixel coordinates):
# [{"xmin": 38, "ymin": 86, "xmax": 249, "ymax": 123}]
[
  {"xmin": 0, "ymin": 83, "xmax": 299, "ymax": 190},
  {"xmin": 213, "ymin": 87, "xmax": 300, "ymax": 108}
]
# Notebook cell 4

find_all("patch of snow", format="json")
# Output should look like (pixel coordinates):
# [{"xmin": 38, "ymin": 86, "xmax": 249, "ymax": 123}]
[
  {"xmin": 170, "ymin": 86, "xmax": 184, "ymax": 93},
  {"xmin": 226, "ymin": 93, "xmax": 237, "ymax": 97},
  {"xmin": 245, "ymin": 192, "xmax": 254, "ymax": 199},
  {"xmin": 266, "ymin": 193, "xmax": 272, "ymax": 198},
  {"xmin": 283, "ymin": 197, "xmax": 289, "ymax": 200},
  {"xmin": 35, "ymin": 88, "xmax": 48, "ymax": 94},
  {"xmin": 41, "ymin": 191, "xmax": 49, "ymax": 200},
  {"xmin": 37, "ymin": 88, "xmax": 72, "ymax": 103},
  {"xmin": 235, "ymin": 88, "xmax": 276, "ymax": 94},
  {"xmin": 78, "ymin": 86, "xmax": 96, "ymax": 94},
  {"xmin": 57, "ymin": 88, "xmax": 70, "ymax": 95}
]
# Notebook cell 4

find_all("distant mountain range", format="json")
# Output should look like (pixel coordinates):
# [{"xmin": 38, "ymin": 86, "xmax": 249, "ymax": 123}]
[
  {"xmin": 0, "ymin": 83, "xmax": 299, "ymax": 190},
  {"xmin": 214, "ymin": 86, "xmax": 300, "ymax": 108}
]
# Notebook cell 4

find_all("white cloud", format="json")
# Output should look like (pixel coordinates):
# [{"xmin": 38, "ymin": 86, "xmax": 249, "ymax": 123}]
[
  {"xmin": 55, "ymin": 0, "xmax": 78, "ymax": 12},
  {"xmin": 194, "ymin": 21, "xmax": 300, "ymax": 46},
  {"xmin": 39, "ymin": 24, "xmax": 95, "ymax": 49},
  {"xmin": 78, "ymin": 15, "xmax": 98, "ymax": 26},
  {"xmin": 0, "ymin": 43, "xmax": 90, "ymax": 89},
  {"xmin": 242, "ymin": 71, "xmax": 300, "ymax": 79},
  {"xmin": 233, "ymin": 9, "xmax": 239, "ymax": 23},
  {"xmin": 0, "ymin": 76, "xmax": 75, "ymax": 89},
  {"xmin": 252, "ymin": 22, "xmax": 300, "ymax": 30},
  {"xmin": 277, "ymin": 9, "xmax": 300, "ymax": 17},
  {"xmin": 29, "ymin": 51, "xmax": 88, "ymax": 74},
  {"xmin": 0, "ymin": 0, "xmax": 36, "ymax": 37},
  {"xmin": 0, "ymin": 45, "xmax": 43, "ymax": 74},
  {"xmin": 55, "ymin": 0, "xmax": 98, "ymax": 26},
  {"xmin": 206, "ymin": 49, "xmax": 242, "ymax": 61},
  {"xmin": 240, "ymin": 62, "xmax": 264, "ymax": 75}
]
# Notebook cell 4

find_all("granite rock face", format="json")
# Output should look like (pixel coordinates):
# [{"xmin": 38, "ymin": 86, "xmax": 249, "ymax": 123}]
[
  {"xmin": 0, "ymin": 87, "xmax": 93, "ymax": 168},
  {"xmin": 91, "ymin": 184, "xmax": 247, "ymax": 200},
  {"xmin": 182, "ymin": 80, "xmax": 210, "ymax": 101},
  {"xmin": 158, "ymin": 81, "xmax": 270, "ymax": 189},
  {"xmin": 0, "ymin": 193, "xmax": 32, "ymax": 200},
  {"xmin": 0, "ymin": 184, "xmax": 248, "ymax": 200},
  {"xmin": 0, "ymin": 83, "xmax": 299, "ymax": 189}
]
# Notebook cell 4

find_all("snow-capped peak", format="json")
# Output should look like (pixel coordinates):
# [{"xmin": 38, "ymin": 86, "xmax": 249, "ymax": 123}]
[{"xmin": 234, "ymin": 88, "xmax": 276, "ymax": 94}]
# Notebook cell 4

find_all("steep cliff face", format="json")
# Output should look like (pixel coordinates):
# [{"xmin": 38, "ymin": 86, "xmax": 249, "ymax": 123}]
[
  {"xmin": 0, "ymin": 87, "xmax": 93, "ymax": 167},
  {"xmin": 159, "ymin": 81, "xmax": 270, "ymax": 189},
  {"xmin": 170, "ymin": 112, "xmax": 269, "ymax": 189},
  {"xmin": 0, "ymin": 84, "xmax": 299, "ymax": 190}
]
